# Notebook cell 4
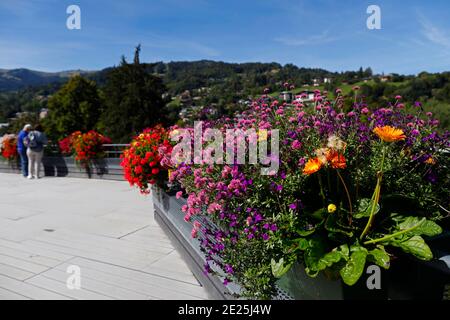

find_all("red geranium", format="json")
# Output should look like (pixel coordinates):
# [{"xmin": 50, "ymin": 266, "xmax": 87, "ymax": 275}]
[
  {"xmin": 0, "ymin": 134, "xmax": 18, "ymax": 160},
  {"xmin": 121, "ymin": 125, "xmax": 172, "ymax": 194},
  {"xmin": 59, "ymin": 131, "xmax": 111, "ymax": 167}
]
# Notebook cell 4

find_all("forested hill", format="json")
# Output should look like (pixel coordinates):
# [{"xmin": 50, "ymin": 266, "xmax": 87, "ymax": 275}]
[
  {"xmin": 0, "ymin": 60, "xmax": 339, "ymax": 93},
  {"xmin": 0, "ymin": 68, "xmax": 95, "ymax": 92}
]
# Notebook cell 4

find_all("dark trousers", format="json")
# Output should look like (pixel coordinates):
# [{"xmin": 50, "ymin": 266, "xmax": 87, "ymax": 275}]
[{"xmin": 18, "ymin": 149, "xmax": 28, "ymax": 177}]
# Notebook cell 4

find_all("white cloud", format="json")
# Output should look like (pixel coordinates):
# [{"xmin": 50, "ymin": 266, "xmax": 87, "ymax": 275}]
[
  {"xmin": 274, "ymin": 30, "xmax": 336, "ymax": 46},
  {"xmin": 419, "ymin": 15, "xmax": 450, "ymax": 48}
]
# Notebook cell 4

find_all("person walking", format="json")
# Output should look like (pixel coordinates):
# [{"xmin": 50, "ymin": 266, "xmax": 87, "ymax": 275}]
[
  {"xmin": 25, "ymin": 124, "xmax": 48, "ymax": 179},
  {"xmin": 17, "ymin": 124, "xmax": 32, "ymax": 177}
]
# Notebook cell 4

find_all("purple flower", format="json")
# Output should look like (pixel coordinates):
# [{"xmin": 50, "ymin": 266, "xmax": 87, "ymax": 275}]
[
  {"xmin": 289, "ymin": 203, "xmax": 297, "ymax": 210},
  {"xmin": 225, "ymin": 264, "xmax": 234, "ymax": 274},
  {"xmin": 262, "ymin": 234, "xmax": 270, "ymax": 241},
  {"xmin": 254, "ymin": 214, "xmax": 263, "ymax": 223}
]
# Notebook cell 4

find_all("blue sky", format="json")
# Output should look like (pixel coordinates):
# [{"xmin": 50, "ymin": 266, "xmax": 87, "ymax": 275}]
[{"xmin": 0, "ymin": 0, "xmax": 449, "ymax": 74}]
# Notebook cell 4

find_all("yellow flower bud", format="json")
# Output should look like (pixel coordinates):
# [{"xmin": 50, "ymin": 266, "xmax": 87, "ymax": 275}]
[{"xmin": 328, "ymin": 204, "xmax": 337, "ymax": 213}]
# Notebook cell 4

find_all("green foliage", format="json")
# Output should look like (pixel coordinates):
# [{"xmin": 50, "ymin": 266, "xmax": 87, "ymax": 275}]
[
  {"xmin": 44, "ymin": 76, "xmax": 102, "ymax": 141},
  {"xmin": 339, "ymin": 245, "xmax": 368, "ymax": 286},
  {"xmin": 100, "ymin": 54, "xmax": 167, "ymax": 143}
]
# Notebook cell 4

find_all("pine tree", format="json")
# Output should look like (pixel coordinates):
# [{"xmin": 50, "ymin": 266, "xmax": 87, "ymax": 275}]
[{"xmin": 100, "ymin": 46, "xmax": 166, "ymax": 143}]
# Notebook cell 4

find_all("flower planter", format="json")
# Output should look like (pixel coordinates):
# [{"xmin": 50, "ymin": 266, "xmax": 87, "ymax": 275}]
[
  {"xmin": 0, "ymin": 157, "xmax": 21, "ymax": 174},
  {"xmin": 152, "ymin": 186, "xmax": 449, "ymax": 300},
  {"xmin": 152, "ymin": 186, "xmax": 237, "ymax": 300},
  {"xmin": 0, "ymin": 156, "xmax": 124, "ymax": 181},
  {"xmin": 152, "ymin": 186, "xmax": 296, "ymax": 300},
  {"xmin": 276, "ymin": 235, "xmax": 450, "ymax": 300}
]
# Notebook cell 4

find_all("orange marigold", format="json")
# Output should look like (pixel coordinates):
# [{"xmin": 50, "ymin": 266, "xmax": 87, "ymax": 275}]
[
  {"xmin": 373, "ymin": 126, "xmax": 406, "ymax": 142},
  {"xmin": 328, "ymin": 150, "xmax": 347, "ymax": 169},
  {"xmin": 303, "ymin": 157, "xmax": 323, "ymax": 175}
]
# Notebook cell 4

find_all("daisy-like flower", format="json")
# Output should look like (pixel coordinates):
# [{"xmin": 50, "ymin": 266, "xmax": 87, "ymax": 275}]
[
  {"xmin": 303, "ymin": 157, "xmax": 322, "ymax": 175},
  {"xmin": 327, "ymin": 150, "xmax": 347, "ymax": 169},
  {"xmin": 327, "ymin": 135, "xmax": 346, "ymax": 151},
  {"xmin": 373, "ymin": 126, "xmax": 406, "ymax": 142},
  {"xmin": 315, "ymin": 148, "xmax": 329, "ymax": 164}
]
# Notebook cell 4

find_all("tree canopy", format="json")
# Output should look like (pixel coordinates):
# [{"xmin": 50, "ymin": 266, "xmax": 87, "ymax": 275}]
[
  {"xmin": 100, "ymin": 47, "xmax": 167, "ymax": 142},
  {"xmin": 44, "ymin": 75, "xmax": 102, "ymax": 140}
]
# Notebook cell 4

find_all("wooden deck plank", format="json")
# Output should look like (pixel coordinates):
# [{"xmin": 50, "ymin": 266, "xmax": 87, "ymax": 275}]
[
  {"xmin": 0, "ymin": 274, "xmax": 72, "ymax": 300},
  {"xmin": 0, "ymin": 263, "xmax": 34, "ymax": 281},
  {"xmin": 54, "ymin": 259, "xmax": 206, "ymax": 300},
  {"xmin": 25, "ymin": 275, "xmax": 113, "ymax": 300},
  {"xmin": 0, "ymin": 287, "xmax": 31, "ymax": 300},
  {"xmin": 38, "ymin": 268, "xmax": 149, "ymax": 300},
  {"xmin": 60, "ymin": 258, "xmax": 208, "ymax": 299},
  {"xmin": 0, "ymin": 253, "xmax": 49, "ymax": 274}
]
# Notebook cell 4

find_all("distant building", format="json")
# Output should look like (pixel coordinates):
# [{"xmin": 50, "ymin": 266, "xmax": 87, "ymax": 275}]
[
  {"xmin": 312, "ymin": 78, "xmax": 320, "ymax": 87},
  {"xmin": 380, "ymin": 74, "xmax": 392, "ymax": 82},
  {"xmin": 39, "ymin": 108, "xmax": 49, "ymax": 119},
  {"xmin": 294, "ymin": 91, "xmax": 315, "ymax": 103},
  {"xmin": 323, "ymin": 77, "xmax": 332, "ymax": 84},
  {"xmin": 280, "ymin": 91, "xmax": 293, "ymax": 102}
]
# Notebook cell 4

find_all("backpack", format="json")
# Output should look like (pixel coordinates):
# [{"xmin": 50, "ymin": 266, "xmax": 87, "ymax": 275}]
[{"xmin": 25, "ymin": 131, "xmax": 38, "ymax": 149}]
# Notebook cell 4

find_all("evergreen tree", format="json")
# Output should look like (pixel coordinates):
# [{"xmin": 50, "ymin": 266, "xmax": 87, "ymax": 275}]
[{"xmin": 100, "ymin": 46, "xmax": 166, "ymax": 143}]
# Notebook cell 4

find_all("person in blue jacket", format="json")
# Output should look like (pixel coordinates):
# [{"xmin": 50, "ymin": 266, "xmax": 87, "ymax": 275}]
[{"xmin": 17, "ymin": 124, "xmax": 32, "ymax": 177}]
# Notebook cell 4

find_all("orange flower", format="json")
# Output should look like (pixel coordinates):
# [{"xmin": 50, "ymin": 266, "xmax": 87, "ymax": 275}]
[
  {"xmin": 328, "ymin": 150, "xmax": 347, "ymax": 169},
  {"xmin": 303, "ymin": 157, "xmax": 323, "ymax": 175},
  {"xmin": 373, "ymin": 126, "xmax": 406, "ymax": 142},
  {"xmin": 425, "ymin": 157, "xmax": 436, "ymax": 165}
]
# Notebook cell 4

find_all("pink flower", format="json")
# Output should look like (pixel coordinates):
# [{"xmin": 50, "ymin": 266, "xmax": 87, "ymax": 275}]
[
  {"xmin": 207, "ymin": 202, "xmax": 222, "ymax": 214},
  {"xmin": 361, "ymin": 107, "xmax": 369, "ymax": 114},
  {"xmin": 395, "ymin": 95, "xmax": 402, "ymax": 100},
  {"xmin": 193, "ymin": 220, "xmax": 201, "ymax": 229},
  {"xmin": 191, "ymin": 228, "xmax": 198, "ymax": 238},
  {"xmin": 176, "ymin": 191, "xmax": 183, "ymax": 199},
  {"xmin": 291, "ymin": 140, "xmax": 302, "ymax": 150}
]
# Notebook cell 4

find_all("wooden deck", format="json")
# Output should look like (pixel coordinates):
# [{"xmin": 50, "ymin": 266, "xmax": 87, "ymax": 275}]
[{"xmin": 0, "ymin": 173, "xmax": 210, "ymax": 300}]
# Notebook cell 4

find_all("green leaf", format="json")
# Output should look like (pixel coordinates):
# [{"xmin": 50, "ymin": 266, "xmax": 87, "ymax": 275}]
[
  {"xmin": 355, "ymin": 198, "xmax": 380, "ymax": 219},
  {"xmin": 398, "ymin": 216, "xmax": 442, "ymax": 237},
  {"xmin": 310, "ymin": 208, "xmax": 327, "ymax": 220},
  {"xmin": 339, "ymin": 245, "xmax": 368, "ymax": 286},
  {"xmin": 390, "ymin": 235, "xmax": 433, "ymax": 261},
  {"xmin": 304, "ymin": 238, "xmax": 326, "ymax": 276},
  {"xmin": 368, "ymin": 246, "xmax": 390, "ymax": 269},
  {"xmin": 325, "ymin": 215, "xmax": 353, "ymax": 237},
  {"xmin": 292, "ymin": 238, "xmax": 309, "ymax": 251},
  {"xmin": 271, "ymin": 258, "xmax": 293, "ymax": 278},
  {"xmin": 296, "ymin": 227, "xmax": 316, "ymax": 237},
  {"xmin": 304, "ymin": 240, "xmax": 349, "ymax": 276}
]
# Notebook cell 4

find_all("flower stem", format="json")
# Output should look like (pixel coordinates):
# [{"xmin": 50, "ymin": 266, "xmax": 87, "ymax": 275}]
[
  {"xmin": 363, "ymin": 219, "xmax": 425, "ymax": 245},
  {"xmin": 337, "ymin": 170, "xmax": 352, "ymax": 223},
  {"xmin": 360, "ymin": 146, "xmax": 387, "ymax": 240}
]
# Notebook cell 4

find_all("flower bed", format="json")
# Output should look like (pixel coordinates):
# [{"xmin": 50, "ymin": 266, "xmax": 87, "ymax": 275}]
[
  {"xmin": 122, "ymin": 88, "xmax": 450, "ymax": 300},
  {"xmin": 59, "ymin": 130, "xmax": 112, "ymax": 168},
  {"xmin": 0, "ymin": 134, "xmax": 18, "ymax": 160}
]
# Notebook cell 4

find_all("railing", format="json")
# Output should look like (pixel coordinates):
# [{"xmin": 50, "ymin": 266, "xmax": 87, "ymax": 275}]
[
  {"xmin": 44, "ymin": 143, "xmax": 130, "ymax": 158},
  {"xmin": 103, "ymin": 144, "xmax": 130, "ymax": 158}
]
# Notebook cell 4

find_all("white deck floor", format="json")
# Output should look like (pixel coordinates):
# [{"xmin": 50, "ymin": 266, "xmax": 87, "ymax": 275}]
[{"xmin": 0, "ymin": 173, "xmax": 209, "ymax": 300}]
